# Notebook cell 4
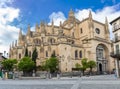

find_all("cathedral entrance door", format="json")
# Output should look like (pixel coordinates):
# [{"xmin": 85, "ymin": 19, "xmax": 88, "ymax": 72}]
[{"xmin": 99, "ymin": 63, "xmax": 102, "ymax": 74}]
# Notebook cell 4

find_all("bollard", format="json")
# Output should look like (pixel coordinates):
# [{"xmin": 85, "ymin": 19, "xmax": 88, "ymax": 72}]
[
  {"xmin": 13, "ymin": 72, "xmax": 15, "ymax": 80},
  {"xmin": 57, "ymin": 73, "xmax": 60, "ymax": 79},
  {"xmin": 5, "ymin": 72, "xmax": 8, "ymax": 79}
]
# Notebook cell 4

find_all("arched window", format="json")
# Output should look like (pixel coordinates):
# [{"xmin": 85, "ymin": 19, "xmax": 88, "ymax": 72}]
[
  {"xmin": 29, "ymin": 51, "xmax": 31, "ymax": 57},
  {"xmin": 46, "ymin": 51, "xmax": 48, "ymax": 57},
  {"xmin": 80, "ymin": 28, "xmax": 83, "ymax": 33},
  {"xmin": 52, "ymin": 39, "xmax": 55, "ymax": 43},
  {"xmin": 50, "ymin": 39, "xmax": 52, "ymax": 44},
  {"xmin": 19, "ymin": 53, "xmax": 21, "ymax": 59},
  {"xmin": 51, "ymin": 50, "xmax": 56, "ymax": 57},
  {"xmin": 96, "ymin": 45, "xmax": 104, "ymax": 60},
  {"xmin": 72, "ymin": 40, "xmax": 74, "ymax": 44},
  {"xmin": 79, "ymin": 51, "xmax": 82, "ymax": 58},
  {"xmin": 75, "ymin": 50, "xmax": 78, "ymax": 58},
  {"xmin": 34, "ymin": 39, "xmax": 41, "ymax": 44},
  {"xmin": 49, "ymin": 38, "xmax": 55, "ymax": 44}
]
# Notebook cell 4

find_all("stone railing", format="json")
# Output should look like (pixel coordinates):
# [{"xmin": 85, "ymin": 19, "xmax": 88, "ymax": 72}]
[{"xmin": 110, "ymin": 50, "xmax": 120, "ymax": 58}]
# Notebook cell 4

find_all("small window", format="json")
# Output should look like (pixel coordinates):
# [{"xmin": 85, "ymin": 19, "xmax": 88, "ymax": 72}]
[
  {"xmin": 75, "ymin": 50, "xmax": 78, "ymax": 58},
  {"xmin": 80, "ymin": 28, "xmax": 83, "ymax": 33},
  {"xmin": 29, "ymin": 51, "xmax": 31, "ymax": 57},
  {"xmin": 46, "ymin": 51, "xmax": 48, "ymax": 57},
  {"xmin": 66, "ymin": 68, "xmax": 67, "ymax": 71},
  {"xmin": 115, "ymin": 33, "xmax": 118, "ymax": 41},
  {"xmin": 116, "ymin": 45, "xmax": 119, "ymax": 53},
  {"xmin": 51, "ymin": 50, "xmax": 56, "ymax": 57},
  {"xmin": 53, "ymin": 50, "xmax": 56, "ymax": 56},
  {"xmin": 50, "ymin": 39, "xmax": 52, "ymax": 44},
  {"xmin": 49, "ymin": 38, "xmax": 55, "ymax": 44},
  {"xmin": 79, "ymin": 51, "xmax": 82, "ymax": 58},
  {"xmin": 95, "ymin": 28, "xmax": 100, "ymax": 34},
  {"xmin": 19, "ymin": 53, "xmax": 21, "ymax": 59}
]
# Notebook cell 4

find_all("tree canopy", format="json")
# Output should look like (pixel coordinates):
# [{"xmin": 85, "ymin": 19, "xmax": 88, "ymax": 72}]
[
  {"xmin": 75, "ymin": 58, "xmax": 96, "ymax": 75},
  {"xmin": 18, "ymin": 57, "xmax": 35, "ymax": 72},
  {"xmin": 2, "ymin": 59, "xmax": 17, "ymax": 71},
  {"xmin": 44, "ymin": 56, "xmax": 59, "ymax": 73}
]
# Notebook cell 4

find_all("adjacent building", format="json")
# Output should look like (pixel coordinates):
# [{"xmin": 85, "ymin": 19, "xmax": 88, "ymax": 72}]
[
  {"xmin": 0, "ymin": 53, "xmax": 6, "ymax": 70},
  {"xmin": 9, "ymin": 10, "xmax": 114, "ymax": 73},
  {"xmin": 110, "ymin": 16, "xmax": 120, "ymax": 77}
]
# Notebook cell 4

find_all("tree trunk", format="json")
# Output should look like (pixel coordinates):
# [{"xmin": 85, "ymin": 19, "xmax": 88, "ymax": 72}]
[
  {"xmin": 89, "ymin": 68, "xmax": 92, "ymax": 75},
  {"xmin": 83, "ymin": 70, "xmax": 84, "ymax": 76}
]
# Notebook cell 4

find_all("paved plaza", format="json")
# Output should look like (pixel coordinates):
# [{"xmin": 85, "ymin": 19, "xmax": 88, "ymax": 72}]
[{"xmin": 0, "ymin": 75, "xmax": 120, "ymax": 89}]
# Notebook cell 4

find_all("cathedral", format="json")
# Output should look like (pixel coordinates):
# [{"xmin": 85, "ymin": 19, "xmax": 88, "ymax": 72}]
[{"xmin": 9, "ymin": 10, "xmax": 114, "ymax": 73}]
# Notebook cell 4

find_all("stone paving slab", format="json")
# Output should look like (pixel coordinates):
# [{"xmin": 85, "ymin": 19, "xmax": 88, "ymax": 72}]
[
  {"xmin": 80, "ymin": 84, "xmax": 120, "ymax": 89},
  {"xmin": 0, "ymin": 80, "xmax": 76, "ymax": 85},
  {"xmin": 0, "ymin": 75, "xmax": 120, "ymax": 89},
  {"xmin": 0, "ymin": 85, "xmax": 73, "ymax": 89}
]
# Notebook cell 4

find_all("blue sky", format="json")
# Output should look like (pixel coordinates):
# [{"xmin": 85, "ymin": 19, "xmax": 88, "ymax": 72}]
[
  {"xmin": 0, "ymin": 0, "xmax": 120, "ymax": 53},
  {"xmin": 10, "ymin": 0, "xmax": 120, "ymax": 29}
]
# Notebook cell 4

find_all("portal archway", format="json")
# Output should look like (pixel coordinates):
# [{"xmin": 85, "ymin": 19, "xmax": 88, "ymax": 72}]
[{"xmin": 96, "ymin": 44, "xmax": 109, "ymax": 73}]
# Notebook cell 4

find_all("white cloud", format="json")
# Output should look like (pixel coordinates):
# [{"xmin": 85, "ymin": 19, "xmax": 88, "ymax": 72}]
[
  {"xmin": 48, "ymin": 11, "xmax": 66, "ymax": 26},
  {"xmin": 0, "ymin": 0, "xmax": 13, "ymax": 7},
  {"xmin": 75, "ymin": 3, "xmax": 120, "ymax": 39},
  {"xmin": 0, "ymin": 0, "xmax": 20, "ymax": 54},
  {"xmin": 101, "ymin": 0, "xmax": 116, "ymax": 4},
  {"xmin": 31, "ymin": 26, "xmax": 35, "ymax": 31},
  {"xmin": 49, "ymin": 3, "xmax": 120, "ymax": 39}
]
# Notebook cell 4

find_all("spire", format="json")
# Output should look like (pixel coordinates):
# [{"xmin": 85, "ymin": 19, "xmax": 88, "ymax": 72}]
[
  {"xmin": 52, "ymin": 20, "xmax": 54, "ymax": 34},
  {"xmin": 10, "ymin": 44, "xmax": 11, "ymax": 50},
  {"xmin": 40, "ymin": 21, "xmax": 45, "ymax": 33},
  {"xmin": 88, "ymin": 10, "xmax": 94, "ymax": 29},
  {"xmin": 89, "ymin": 10, "xmax": 92, "ymax": 20},
  {"xmin": 19, "ymin": 29, "xmax": 22, "ymax": 40},
  {"xmin": 15, "ymin": 40, "xmax": 17, "ymax": 47},
  {"xmin": 58, "ymin": 21, "xmax": 63, "ymax": 36},
  {"xmin": 35, "ymin": 23, "xmax": 39, "ymax": 32},
  {"xmin": 105, "ymin": 17, "xmax": 109, "ymax": 34},
  {"xmin": 59, "ymin": 21, "xmax": 62, "ymax": 30},
  {"xmin": 12, "ymin": 41, "xmax": 14, "ymax": 48},
  {"xmin": 52, "ymin": 19, "xmax": 54, "ymax": 26},
  {"xmin": 27, "ymin": 24, "xmax": 31, "ymax": 37},
  {"xmin": 68, "ymin": 9, "xmax": 74, "ymax": 18},
  {"xmin": 105, "ymin": 17, "xmax": 108, "ymax": 27}
]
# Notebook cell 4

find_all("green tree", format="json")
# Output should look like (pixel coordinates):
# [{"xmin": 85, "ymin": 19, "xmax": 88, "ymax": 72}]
[
  {"xmin": 25, "ymin": 48, "xmax": 28, "ymax": 57},
  {"xmin": 18, "ymin": 57, "xmax": 35, "ymax": 76},
  {"xmin": 44, "ymin": 56, "xmax": 59, "ymax": 73},
  {"xmin": 32, "ymin": 47, "xmax": 38, "ymax": 63},
  {"xmin": 87, "ymin": 60, "xmax": 96, "ymax": 75},
  {"xmin": 80, "ymin": 58, "xmax": 88, "ymax": 75},
  {"xmin": 2, "ymin": 59, "xmax": 17, "ymax": 71},
  {"xmin": 75, "ymin": 63, "xmax": 81, "ymax": 71}
]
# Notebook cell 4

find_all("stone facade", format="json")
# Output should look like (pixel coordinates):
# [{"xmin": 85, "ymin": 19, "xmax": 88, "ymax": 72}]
[
  {"xmin": 110, "ymin": 16, "xmax": 120, "ymax": 77},
  {"xmin": 9, "ymin": 10, "xmax": 114, "ymax": 73}
]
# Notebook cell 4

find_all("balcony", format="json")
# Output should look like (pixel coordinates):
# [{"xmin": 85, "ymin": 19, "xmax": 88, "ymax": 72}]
[
  {"xmin": 113, "ymin": 25, "xmax": 120, "ymax": 32},
  {"xmin": 110, "ymin": 50, "xmax": 120, "ymax": 58},
  {"xmin": 112, "ymin": 36, "xmax": 120, "ymax": 43}
]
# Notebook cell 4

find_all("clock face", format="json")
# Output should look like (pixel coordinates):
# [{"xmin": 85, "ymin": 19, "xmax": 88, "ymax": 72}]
[{"xmin": 95, "ymin": 28, "xmax": 100, "ymax": 34}]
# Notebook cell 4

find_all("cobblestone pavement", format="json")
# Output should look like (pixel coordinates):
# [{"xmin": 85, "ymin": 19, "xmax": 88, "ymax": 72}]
[{"xmin": 0, "ymin": 75, "xmax": 120, "ymax": 89}]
